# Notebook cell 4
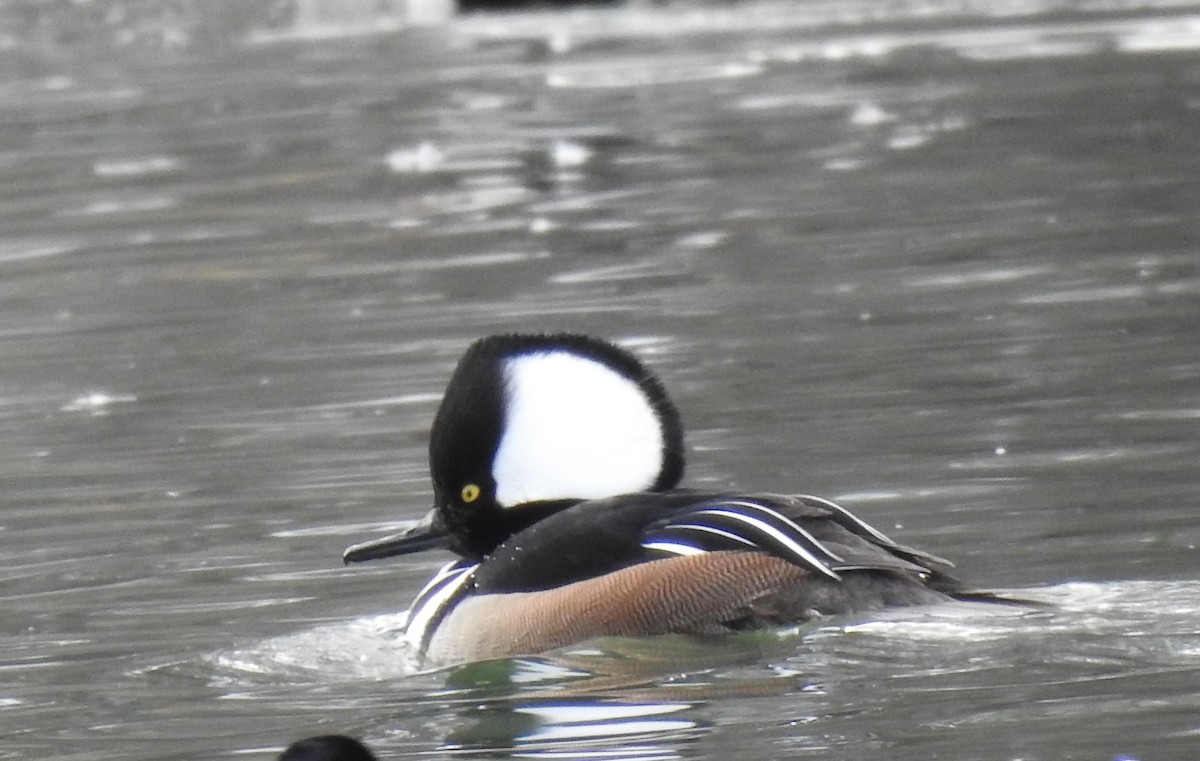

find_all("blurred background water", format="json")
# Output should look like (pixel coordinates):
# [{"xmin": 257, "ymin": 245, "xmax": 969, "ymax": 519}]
[{"xmin": 2, "ymin": 1, "xmax": 1200, "ymax": 759}]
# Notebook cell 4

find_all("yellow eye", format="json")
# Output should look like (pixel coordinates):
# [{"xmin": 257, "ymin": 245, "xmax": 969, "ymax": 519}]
[{"xmin": 460, "ymin": 483, "xmax": 481, "ymax": 503}]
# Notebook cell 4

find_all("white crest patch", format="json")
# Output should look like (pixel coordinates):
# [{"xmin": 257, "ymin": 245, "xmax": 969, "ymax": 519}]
[{"xmin": 492, "ymin": 351, "xmax": 665, "ymax": 507}]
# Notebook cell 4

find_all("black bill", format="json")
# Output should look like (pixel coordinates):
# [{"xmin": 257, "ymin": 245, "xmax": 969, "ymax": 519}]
[{"xmin": 342, "ymin": 508, "xmax": 448, "ymax": 564}]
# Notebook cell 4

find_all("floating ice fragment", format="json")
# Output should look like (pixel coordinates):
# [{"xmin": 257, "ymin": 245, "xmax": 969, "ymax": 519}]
[
  {"xmin": 62, "ymin": 391, "xmax": 137, "ymax": 414},
  {"xmin": 551, "ymin": 139, "xmax": 592, "ymax": 168},
  {"xmin": 850, "ymin": 102, "xmax": 896, "ymax": 127},
  {"xmin": 385, "ymin": 142, "xmax": 444, "ymax": 173},
  {"xmin": 93, "ymin": 156, "xmax": 181, "ymax": 177},
  {"xmin": 886, "ymin": 124, "xmax": 932, "ymax": 150}
]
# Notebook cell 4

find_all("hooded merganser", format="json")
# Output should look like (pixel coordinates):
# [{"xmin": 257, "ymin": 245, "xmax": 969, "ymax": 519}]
[
  {"xmin": 343, "ymin": 333, "xmax": 990, "ymax": 664},
  {"xmin": 278, "ymin": 735, "xmax": 377, "ymax": 761}
]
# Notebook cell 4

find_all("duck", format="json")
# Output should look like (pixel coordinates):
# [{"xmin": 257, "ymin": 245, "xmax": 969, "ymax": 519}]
[
  {"xmin": 277, "ymin": 735, "xmax": 377, "ymax": 761},
  {"xmin": 343, "ymin": 333, "xmax": 997, "ymax": 664}
]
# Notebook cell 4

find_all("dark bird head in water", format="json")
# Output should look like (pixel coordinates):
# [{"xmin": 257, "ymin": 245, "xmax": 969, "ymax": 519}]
[{"xmin": 277, "ymin": 735, "xmax": 377, "ymax": 761}]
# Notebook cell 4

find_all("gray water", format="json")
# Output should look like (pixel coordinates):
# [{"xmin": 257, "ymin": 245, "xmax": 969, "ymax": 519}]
[{"xmin": 3, "ymin": 2, "xmax": 1200, "ymax": 759}]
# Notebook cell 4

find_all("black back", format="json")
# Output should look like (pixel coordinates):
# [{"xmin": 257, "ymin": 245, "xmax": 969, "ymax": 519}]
[{"xmin": 472, "ymin": 491, "xmax": 964, "ymax": 597}]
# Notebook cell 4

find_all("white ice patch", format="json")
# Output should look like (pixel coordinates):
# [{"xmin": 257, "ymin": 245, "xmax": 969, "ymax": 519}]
[{"xmin": 492, "ymin": 351, "xmax": 664, "ymax": 507}]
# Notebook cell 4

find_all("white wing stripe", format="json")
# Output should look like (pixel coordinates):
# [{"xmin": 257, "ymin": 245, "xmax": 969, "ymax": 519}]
[
  {"xmin": 708, "ymin": 499, "xmax": 847, "ymax": 562},
  {"xmin": 795, "ymin": 493, "xmax": 896, "ymax": 544},
  {"xmin": 641, "ymin": 540, "xmax": 708, "ymax": 556},
  {"xmin": 405, "ymin": 561, "xmax": 476, "ymax": 652},
  {"xmin": 655, "ymin": 522, "xmax": 760, "ymax": 547},
  {"xmin": 693, "ymin": 506, "xmax": 842, "ymax": 580}
]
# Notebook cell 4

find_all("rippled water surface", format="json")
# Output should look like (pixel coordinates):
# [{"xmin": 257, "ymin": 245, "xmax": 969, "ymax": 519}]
[{"xmin": 3, "ymin": 2, "xmax": 1200, "ymax": 759}]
